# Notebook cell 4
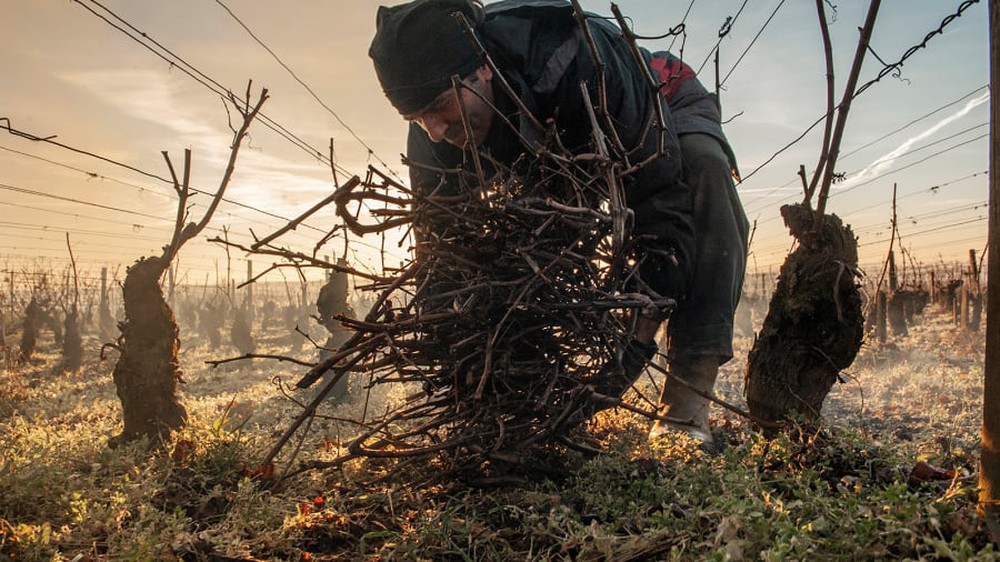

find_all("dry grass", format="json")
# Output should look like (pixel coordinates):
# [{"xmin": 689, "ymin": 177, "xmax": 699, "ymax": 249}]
[{"xmin": 1, "ymin": 305, "xmax": 996, "ymax": 561}]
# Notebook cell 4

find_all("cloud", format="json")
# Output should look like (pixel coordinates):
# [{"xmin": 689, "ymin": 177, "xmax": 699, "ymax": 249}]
[
  {"xmin": 837, "ymin": 89, "xmax": 990, "ymax": 190},
  {"xmin": 55, "ymin": 68, "xmax": 342, "ymax": 214},
  {"xmin": 58, "ymin": 68, "xmax": 215, "ymax": 137}
]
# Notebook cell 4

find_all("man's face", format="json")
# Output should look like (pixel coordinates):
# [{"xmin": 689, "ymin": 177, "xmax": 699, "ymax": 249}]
[{"xmin": 403, "ymin": 65, "xmax": 495, "ymax": 148}]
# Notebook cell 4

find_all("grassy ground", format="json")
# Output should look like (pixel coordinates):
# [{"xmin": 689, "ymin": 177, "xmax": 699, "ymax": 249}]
[{"xmin": 1, "ymin": 306, "xmax": 997, "ymax": 561}]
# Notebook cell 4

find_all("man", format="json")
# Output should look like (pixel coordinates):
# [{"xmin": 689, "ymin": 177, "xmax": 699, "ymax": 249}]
[
  {"xmin": 644, "ymin": 52, "xmax": 749, "ymax": 444},
  {"xmin": 369, "ymin": 0, "xmax": 747, "ymax": 446}
]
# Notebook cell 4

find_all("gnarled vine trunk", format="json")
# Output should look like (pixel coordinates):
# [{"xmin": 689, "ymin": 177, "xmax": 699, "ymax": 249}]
[
  {"xmin": 19, "ymin": 297, "xmax": 39, "ymax": 362},
  {"xmin": 62, "ymin": 304, "xmax": 83, "ymax": 372},
  {"xmin": 104, "ymin": 84, "xmax": 266, "ymax": 448},
  {"xmin": 110, "ymin": 256, "xmax": 186, "ymax": 447},
  {"xmin": 745, "ymin": 204, "xmax": 864, "ymax": 426}
]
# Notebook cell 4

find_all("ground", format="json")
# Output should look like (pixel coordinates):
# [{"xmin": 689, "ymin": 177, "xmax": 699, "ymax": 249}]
[{"xmin": 0, "ymin": 303, "xmax": 997, "ymax": 561}]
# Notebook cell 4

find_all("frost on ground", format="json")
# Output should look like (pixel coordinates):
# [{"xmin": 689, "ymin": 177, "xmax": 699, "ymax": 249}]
[{"xmin": 1, "ymin": 303, "xmax": 996, "ymax": 561}]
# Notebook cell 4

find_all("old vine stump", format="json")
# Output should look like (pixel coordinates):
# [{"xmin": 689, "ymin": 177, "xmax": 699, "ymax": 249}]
[
  {"xmin": 62, "ymin": 305, "xmax": 83, "ymax": 372},
  {"xmin": 110, "ymin": 256, "xmax": 187, "ymax": 447},
  {"xmin": 19, "ymin": 297, "xmax": 40, "ymax": 362},
  {"xmin": 745, "ymin": 203, "xmax": 864, "ymax": 426},
  {"xmin": 231, "ymin": 305, "xmax": 256, "ymax": 355}
]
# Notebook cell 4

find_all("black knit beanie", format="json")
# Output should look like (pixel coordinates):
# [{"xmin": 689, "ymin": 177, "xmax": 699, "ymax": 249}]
[{"xmin": 369, "ymin": 0, "xmax": 485, "ymax": 115}]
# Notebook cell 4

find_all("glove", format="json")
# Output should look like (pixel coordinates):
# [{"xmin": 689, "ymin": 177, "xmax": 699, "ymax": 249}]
[{"xmin": 590, "ymin": 337, "xmax": 659, "ymax": 404}]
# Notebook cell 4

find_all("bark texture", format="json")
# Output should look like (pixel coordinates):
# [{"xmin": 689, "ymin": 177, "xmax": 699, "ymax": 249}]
[
  {"xmin": 745, "ymin": 204, "xmax": 864, "ymax": 425},
  {"xmin": 110, "ymin": 256, "xmax": 186, "ymax": 447},
  {"xmin": 18, "ymin": 297, "xmax": 39, "ymax": 362},
  {"xmin": 62, "ymin": 305, "xmax": 82, "ymax": 372}
]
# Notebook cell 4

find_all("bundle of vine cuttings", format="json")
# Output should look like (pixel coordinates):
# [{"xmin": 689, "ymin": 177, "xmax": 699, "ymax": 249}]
[{"xmin": 290, "ymin": 146, "xmax": 671, "ymax": 479}]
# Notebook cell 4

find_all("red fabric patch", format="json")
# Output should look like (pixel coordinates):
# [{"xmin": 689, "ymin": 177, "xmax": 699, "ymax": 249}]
[{"xmin": 650, "ymin": 55, "xmax": 696, "ymax": 103}]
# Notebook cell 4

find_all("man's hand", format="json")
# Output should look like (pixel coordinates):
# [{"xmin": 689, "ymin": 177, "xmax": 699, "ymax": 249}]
[
  {"xmin": 591, "ymin": 328, "xmax": 660, "ymax": 400},
  {"xmin": 634, "ymin": 314, "xmax": 662, "ymax": 347}
]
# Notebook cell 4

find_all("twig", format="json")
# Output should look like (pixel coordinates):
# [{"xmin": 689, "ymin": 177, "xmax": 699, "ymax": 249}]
[
  {"xmin": 813, "ymin": 1, "xmax": 881, "ymax": 228},
  {"xmin": 645, "ymin": 361, "xmax": 782, "ymax": 430},
  {"xmin": 802, "ymin": 0, "xmax": 837, "ymax": 206},
  {"xmin": 252, "ymin": 185, "xmax": 346, "ymax": 250},
  {"xmin": 64, "ymin": 233, "xmax": 80, "ymax": 307},
  {"xmin": 261, "ymin": 341, "xmax": 376, "ymax": 470},
  {"xmin": 452, "ymin": 74, "xmax": 486, "ymax": 184},
  {"xmin": 205, "ymin": 352, "xmax": 314, "ymax": 368},
  {"xmin": 164, "ymin": 83, "xmax": 269, "ymax": 263},
  {"xmin": 610, "ymin": 3, "xmax": 667, "ymax": 156}
]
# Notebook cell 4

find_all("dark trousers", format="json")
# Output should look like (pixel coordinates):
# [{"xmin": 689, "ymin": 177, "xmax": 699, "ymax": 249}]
[{"xmin": 666, "ymin": 133, "xmax": 749, "ymax": 363}]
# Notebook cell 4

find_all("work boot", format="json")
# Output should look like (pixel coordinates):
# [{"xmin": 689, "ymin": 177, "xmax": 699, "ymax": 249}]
[{"xmin": 649, "ymin": 354, "xmax": 719, "ymax": 445}]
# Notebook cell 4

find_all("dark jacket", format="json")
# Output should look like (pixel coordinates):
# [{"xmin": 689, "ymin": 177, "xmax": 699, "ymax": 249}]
[
  {"xmin": 406, "ymin": 0, "xmax": 695, "ymax": 298},
  {"xmin": 649, "ymin": 50, "xmax": 739, "ymax": 176}
]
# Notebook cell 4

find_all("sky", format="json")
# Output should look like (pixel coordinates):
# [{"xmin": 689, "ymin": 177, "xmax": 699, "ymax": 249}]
[{"xmin": 0, "ymin": 0, "xmax": 991, "ymax": 296}]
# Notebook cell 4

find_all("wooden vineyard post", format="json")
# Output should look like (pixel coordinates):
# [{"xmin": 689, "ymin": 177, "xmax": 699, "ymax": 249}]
[
  {"xmin": 930, "ymin": 270, "xmax": 937, "ymax": 308},
  {"xmin": 973, "ymin": 249, "xmax": 981, "ymax": 295},
  {"xmin": 887, "ymin": 250, "xmax": 907, "ymax": 337},
  {"xmin": 888, "ymin": 250, "xmax": 898, "ymax": 292},
  {"xmin": 962, "ymin": 283, "xmax": 970, "ymax": 332},
  {"xmin": 7, "ymin": 269, "xmax": 13, "ymax": 319},
  {"xmin": 971, "ymin": 249, "xmax": 984, "ymax": 332},
  {"xmin": 246, "ymin": 260, "xmax": 254, "ymax": 328},
  {"xmin": 982, "ymin": 0, "xmax": 1000, "ymax": 543},
  {"xmin": 876, "ymin": 290, "xmax": 888, "ymax": 344},
  {"xmin": 972, "ymin": 249, "xmax": 982, "ymax": 293},
  {"xmin": 955, "ymin": 283, "xmax": 962, "ymax": 325}
]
